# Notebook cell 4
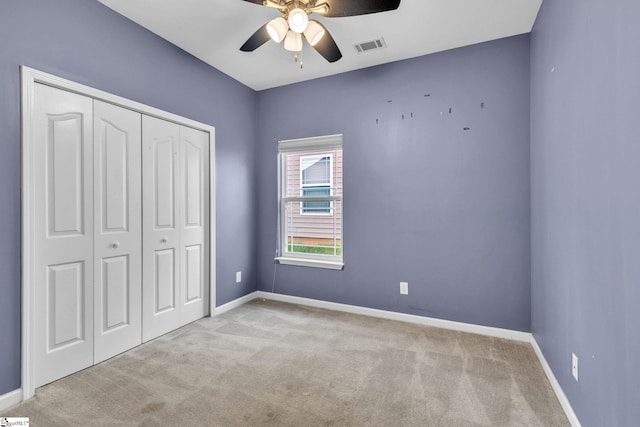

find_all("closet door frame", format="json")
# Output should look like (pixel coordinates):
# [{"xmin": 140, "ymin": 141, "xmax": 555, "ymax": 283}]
[{"xmin": 21, "ymin": 66, "xmax": 216, "ymax": 400}]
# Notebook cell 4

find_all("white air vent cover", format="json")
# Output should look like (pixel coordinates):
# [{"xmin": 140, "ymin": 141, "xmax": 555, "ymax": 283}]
[{"xmin": 354, "ymin": 38, "xmax": 387, "ymax": 53}]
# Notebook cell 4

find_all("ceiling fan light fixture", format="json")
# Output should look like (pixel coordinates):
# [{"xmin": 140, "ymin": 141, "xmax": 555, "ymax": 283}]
[
  {"xmin": 266, "ymin": 17, "xmax": 288, "ymax": 43},
  {"xmin": 284, "ymin": 30, "xmax": 302, "ymax": 51},
  {"xmin": 288, "ymin": 8, "xmax": 309, "ymax": 33},
  {"xmin": 304, "ymin": 20, "xmax": 325, "ymax": 46}
]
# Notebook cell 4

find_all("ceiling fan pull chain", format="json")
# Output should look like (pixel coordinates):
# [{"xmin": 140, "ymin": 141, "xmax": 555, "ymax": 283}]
[{"xmin": 293, "ymin": 49, "xmax": 303, "ymax": 69}]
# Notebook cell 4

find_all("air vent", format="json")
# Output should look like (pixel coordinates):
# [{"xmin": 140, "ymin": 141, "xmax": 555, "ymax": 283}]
[{"xmin": 354, "ymin": 38, "xmax": 387, "ymax": 53}]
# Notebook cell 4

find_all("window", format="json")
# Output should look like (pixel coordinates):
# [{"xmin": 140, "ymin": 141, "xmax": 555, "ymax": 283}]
[
  {"xmin": 277, "ymin": 134, "xmax": 343, "ymax": 270},
  {"xmin": 301, "ymin": 154, "xmax": 332, "ymax": 215}
]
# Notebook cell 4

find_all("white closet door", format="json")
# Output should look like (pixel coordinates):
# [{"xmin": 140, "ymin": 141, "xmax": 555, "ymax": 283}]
[
  {"xmin": 33, "ymin": 83, "xmax": 94, "ymax": 387},
  {"xmin": 93, "ymin": 100, "xmax": 142, "ymax": 363},
  {"xmin": 142, "ymin": 116, "xmax": 182, "ymax": 341},
  {"xmin": 179, "ymin": 126, "xmax": 209, "ymax": 325},
  {"xmin": 142, "ymin": 117, "xmax": 209, "ymax": 342}
]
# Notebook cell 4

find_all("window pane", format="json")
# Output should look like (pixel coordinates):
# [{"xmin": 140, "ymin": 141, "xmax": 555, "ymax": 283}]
[
  {"xmin": 285, "ymin": 151, "xmax": 341, "ymax": 197},
  {"xmin": 302, "ymin": 186, "xmax": 330, "ymax": 214},
  {"xmin": 302, "ymin": 156, "xmax": 330, "ymax": 185},
  {"xmin": 284, "ymin": 199, "xmax": 342, "ymax": 256}
]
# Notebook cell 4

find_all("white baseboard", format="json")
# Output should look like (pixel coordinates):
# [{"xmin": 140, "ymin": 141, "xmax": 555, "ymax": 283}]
[
  {"xmin": 0, "ymin": 388, "xmax": 23, "ymax": 412},
  {"xmin": 212, "ymin": 292, "xmax": 257, "ymax": 316},
  {"xmin": 531, "ymin": 337, "xmax": 582, "ymax": 427},
  {"xmin": 253, "ymin": 291, "xmax": 531, "ymax": 342}
]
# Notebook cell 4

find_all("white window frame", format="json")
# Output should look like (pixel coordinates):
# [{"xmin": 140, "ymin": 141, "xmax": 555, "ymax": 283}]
[
  {"xmin": 300, "ymin": 153, "xmax": 333, "ymax": 216},
  {"xmin": 276, "ymin": 134, "xmax": 343, "ymax": 270}
]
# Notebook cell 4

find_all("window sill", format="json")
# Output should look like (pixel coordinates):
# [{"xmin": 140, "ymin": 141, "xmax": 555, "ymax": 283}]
[{"xmin": 275, "ymin": 257, "xmax": 344, "ymax": 270}]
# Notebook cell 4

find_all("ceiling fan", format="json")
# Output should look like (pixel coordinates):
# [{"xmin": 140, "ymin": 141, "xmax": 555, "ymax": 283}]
[{"xmin": 240, "ymin": 0, "xmax": 401, "ymax": 64}]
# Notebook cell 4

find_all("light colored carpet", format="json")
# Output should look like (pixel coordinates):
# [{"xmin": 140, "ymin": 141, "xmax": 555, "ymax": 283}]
[{"xmin": 3, "ymin": 299, "xmax": 569, "ymax": 426}]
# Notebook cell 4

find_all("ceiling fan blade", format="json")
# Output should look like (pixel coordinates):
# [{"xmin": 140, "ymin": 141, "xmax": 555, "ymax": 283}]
[
  {"xmin": 240, "ymin": 24, "xmax": 271, "ymax": 52},
  {"xmin": 239, "ymin": 0, "xmax": 265, "ymax": 5},
  {"xmin": 322, "ymin": 0, "xmax": 401, "ymax": 17},
  {"xmin": 310, "ymin": 23, "xmax": 342, "ymax": 63}
]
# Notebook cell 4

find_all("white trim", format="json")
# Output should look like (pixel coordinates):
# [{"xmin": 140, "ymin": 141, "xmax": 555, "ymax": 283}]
[
  {"xmin": 283, "ymin": 195, "xmax": 342, "ymax": 203},
  {"xmin": 212, "ymin": 292, "xmax": 257, "ymax": 316},
  {"xmin": 531, "ymin": 337, "xmax": 582, "ymax": 427},
  {"xmin": 254, "ymin": 291, "xmax": 530, "ymax": 341},
  {"xmin": 21, "ymin": 66, "xmax": 36, "ymax": 400},
  {"xmin": 209, "ymin": 127, "xmax": 216, "ymax": 316},
  {"xmin": 20, "ymin": 67, "xmax": 213, "ymax": 133},
  {"xmin": 278, "ymin": 133, "xmax": 343, "ymax": 152},
  {"xmin": 20, "ymin": 66, "xmax": 216, "ymax": 400},
  {"xmin": 275, "ymin": 257, "xmax": 344, "ymax": 270},
  {"xmin": 0, "ymin": 389, "xmax": 23, "ymax": 412}
]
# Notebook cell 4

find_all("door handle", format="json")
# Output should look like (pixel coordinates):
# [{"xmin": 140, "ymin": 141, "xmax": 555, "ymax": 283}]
[
  {"xmin": 111, "ymin": 242, "xmax": 119, "ymax": 249},
  {"xmin": 161, "ymin": 238, "xmax": 168, "ymax": 244}
]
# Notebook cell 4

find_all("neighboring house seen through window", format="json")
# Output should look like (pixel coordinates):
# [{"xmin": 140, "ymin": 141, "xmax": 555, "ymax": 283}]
[
  {"xmin": 277, "ymin": 135, "xmax": 343, "ymax": 270},
  {"xmin": 301, "ymin": 154, "xmax": 332, "ymax": 215}
]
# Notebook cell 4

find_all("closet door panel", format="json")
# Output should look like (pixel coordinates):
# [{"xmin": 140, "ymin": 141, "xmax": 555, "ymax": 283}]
[
  {"xmin": 184, "ymin": 245, "xmax": 202, "ymax": 303},
  {"xmin": 93, "ymin": 100, "xmax": 142, "ymax": 363},
  {"xmin": 142, "ymin": 116, "xmax": 181, "ymax": 342},
  {"xmin": 154, "ymin": 139, "xmax": 176, "ymax": 228},
  {"xmin": 33, "ymin": 83, "xmax": 94, "ymax": 387},
  {"xmin": 155, "ymin": 248, "xmax": 176, "ymax": 311},
  {"xmin": 101, "ymin": 256, "xmax": 129, "ymax": 328},
  {"xmin": 180, "ymin": 127, "xmax": 210, "ymax": 325},
  {"xmin": 48, "ymin": 262, "xmax": 85, "ymax": 348}
]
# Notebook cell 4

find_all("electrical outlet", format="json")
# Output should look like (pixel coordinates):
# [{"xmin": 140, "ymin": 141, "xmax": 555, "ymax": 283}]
[
  {"xmin": 235, "ymin": 271, "xmax": 242, "ymax": 283},
  {"xmin": 572, "ymin": 353, "xmax": 579, "ymax": 381},
  {"xmin": 400, "ymin": 282, "xmax": 409, "ymax": 295}
]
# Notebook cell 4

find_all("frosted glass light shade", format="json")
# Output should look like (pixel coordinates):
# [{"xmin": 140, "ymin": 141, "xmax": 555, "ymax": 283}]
[
  {"xmin": 304, "ymin": 20, "xmax": 325, "ymax": 46},
  {"xmin": 284, "ymin": 31, "xmax": 302, "ymax": 52},
  {"xmin": 267, "ymin": 17, "xmax": 288, "ymax": 43},
  {"xmin": 288, "ymin": 8, "xmax": 309, "ymax": 33}
]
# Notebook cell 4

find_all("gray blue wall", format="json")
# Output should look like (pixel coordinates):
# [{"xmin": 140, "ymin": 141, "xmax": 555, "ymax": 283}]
[
  {"xmin": 530, "ymin": 0, "xmax": 640, "ymax": 425},
  {"xmin": 256, "ymin": 35, "xmax": 532, "ymax": 332},
  {"xmin": 0, "ymin": 0, "xmax": 257, "ymax": 395}
]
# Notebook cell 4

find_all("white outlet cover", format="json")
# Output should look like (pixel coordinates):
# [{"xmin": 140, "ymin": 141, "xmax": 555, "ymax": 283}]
[
  {"xmin": 400, "ymin": 282, "xmax": 409, "ymax": 295},
  {"xmin": 572, "ymin": 353, "xmax": 579, "ymax": 381},
  {"xmin": 236, "ymin": 271, "xmax": 242, "ymax": 283}
]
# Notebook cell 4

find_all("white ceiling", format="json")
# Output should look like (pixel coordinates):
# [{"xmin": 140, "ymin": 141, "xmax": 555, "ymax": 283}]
[{"xmin": 98, "ymin": 0, "xmax": 542, "ymax": 91}]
